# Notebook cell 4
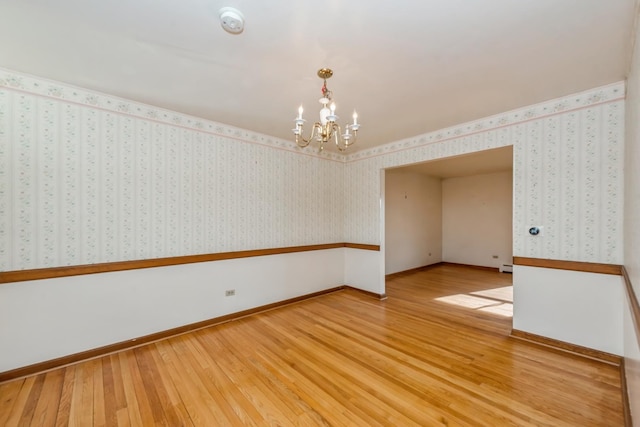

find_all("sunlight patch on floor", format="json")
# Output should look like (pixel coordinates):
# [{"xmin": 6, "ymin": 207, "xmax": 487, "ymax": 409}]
[
  {"xmin": 479, "ymin": 303, "xmax": 513, "ymax": 317},
  {"xmin": 471, "ymin": 286, "xmax": 513, "ymax": 303},
  {"xmin": 435, "ymin": 286, "xmax": 513, "ymax": 317},
  {"xmin": 436, "ymin": 294, "xmax": 499, "ymax": 309}
]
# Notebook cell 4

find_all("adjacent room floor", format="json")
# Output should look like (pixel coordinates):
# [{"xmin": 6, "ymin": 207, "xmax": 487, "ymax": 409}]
[{"xmin": 0, "ymin": 264, "xmax": 624, "ymax": 426}]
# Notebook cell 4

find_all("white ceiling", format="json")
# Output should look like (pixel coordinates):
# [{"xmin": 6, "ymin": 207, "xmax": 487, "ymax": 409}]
[
  {"xmin": 390, "ymin": 146, "xmax": 513, "ymax": 178},
  {"xmin": 0, "ymin": 0, "xmax": 636, "ymax": 152}
]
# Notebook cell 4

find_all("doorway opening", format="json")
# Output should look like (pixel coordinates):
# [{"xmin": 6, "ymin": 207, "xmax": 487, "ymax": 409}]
[{"xmin": 382, "ymin": 146, "xmax": 514, "ymax": 318}]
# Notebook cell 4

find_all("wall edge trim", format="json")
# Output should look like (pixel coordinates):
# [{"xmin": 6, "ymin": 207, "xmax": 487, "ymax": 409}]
[
  {"xmin": 0, "ymin": 285, "xmax": 347, "ymax": 383},
  {"xmin": 0, "ymin": 242, "xmax": 380, "ymax": 284},
  {"xmin": 510, "ymin": 329, "xmax": 621, "ymax": 365},
  {"xmin": 344, "ymin": 243, "xmax": 381, "ymax": 251},
  {"xmin": 622, "ymin": 266, "xmax": 640, "ymax": 343},
  {"xmin": 512, "ymin": 257, "xmax": 622, "ymax": 275}
]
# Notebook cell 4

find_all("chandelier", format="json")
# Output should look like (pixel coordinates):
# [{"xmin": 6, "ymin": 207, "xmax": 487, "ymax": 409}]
[{"xmin": 293, "ymin": 68, "xmax": 360, "ymax": 152}]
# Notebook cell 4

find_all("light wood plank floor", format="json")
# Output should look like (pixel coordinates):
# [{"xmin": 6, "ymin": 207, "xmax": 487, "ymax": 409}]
[{"xmin": 0, "ymin": 265, "xmax": 624, "ymax": 426}]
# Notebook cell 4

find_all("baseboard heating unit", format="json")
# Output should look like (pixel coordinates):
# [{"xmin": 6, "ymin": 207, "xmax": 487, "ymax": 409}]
[{"xmin": 500, "ymin": 264, "xmax": 513, "ymax": 273}]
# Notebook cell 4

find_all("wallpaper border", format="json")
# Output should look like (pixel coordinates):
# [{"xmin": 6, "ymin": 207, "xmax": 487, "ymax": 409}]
[
  {"xmin": 0, "ymin": 68, "xmax": 626, "ymax": 164},
  {"xmin": 345, "ymin": 81, "xmax": 626, "ymax": 162},
  {"xmin": 0, "ymin": 67, "xmax": 345, "ymax": 163}
]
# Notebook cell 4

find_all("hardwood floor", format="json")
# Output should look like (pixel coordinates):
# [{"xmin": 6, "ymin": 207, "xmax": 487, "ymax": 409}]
[{"xmin": 0, "ymin": 265, "xmax": 624, "ymax": 426}]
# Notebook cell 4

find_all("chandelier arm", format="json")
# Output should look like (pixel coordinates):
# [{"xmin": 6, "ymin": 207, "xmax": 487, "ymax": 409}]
[
  {"xmin": 295, "ymin": 133, "xmax": 311, "ymax": 148},
  {"xmin": 295, "ymin": 123, "xmax": 324, "ymax": 148},
  {"xmin": 331, "ymin": 123, "xmax": 342, "ymax": 150},
  {"xmin": 350, "ymin": 132, "xmax": 357, "ymax": 148},
  {"xmin": 336, "ymin": 127, "xmax": 357, "ymax": 152},
  {"xmin": 335, "ymin": 123, "xmax": 353, "ymax": 152}
]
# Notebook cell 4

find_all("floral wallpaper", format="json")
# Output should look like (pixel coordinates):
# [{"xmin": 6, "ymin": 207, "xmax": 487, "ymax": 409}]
[
  {"xmin": 0, "ymin": 67, "xmax": 626, "ymax": 271},
  {"xmin": 0, "ymin": 69, "xmax": 345, "ymax": 271},
  {"xmin": 625, "ymin": 13, "xmax": 640, "ymax": 296},
  {"xmin": 344, "ymin": 82, "xmax": 625, "ymax": 264}
]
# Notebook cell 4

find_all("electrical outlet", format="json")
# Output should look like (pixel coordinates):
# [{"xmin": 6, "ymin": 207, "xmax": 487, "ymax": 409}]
[
  {"xmin": 225, "ymin": 289, "xmax": 236, "ymax": 297},
  {"xmin": 492, "ymin": 255, "xmax": 499, "ymax": 259}
]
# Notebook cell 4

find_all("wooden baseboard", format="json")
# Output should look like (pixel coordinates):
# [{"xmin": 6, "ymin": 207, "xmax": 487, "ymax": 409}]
[
  {"xmin": 440, "ymin": 262, "xmax": 500, "ymax": 272},
  {"xmin": 385, "ymin": 262, "xmax": 501, "ymax": 280},
  {"xmin": 385, "ymin": 263, "xmax": 444, "ymax": 279},
  {"xmin": 345, "ymin": 286, "xmax": 387, "ymax": 300},
  {"xmin": 510, "ymin": 329, "xmax": 621, "ymax": 366},
  {"xmin": 0, "ymin": 286, "xmax": 347, "ymax": 383},
  {"xmin": 620, "ymin": 358, "xmax": 632, "ymax": 427}
]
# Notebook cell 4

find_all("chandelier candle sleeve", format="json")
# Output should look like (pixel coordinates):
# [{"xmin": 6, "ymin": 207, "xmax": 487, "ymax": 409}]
[
  {"xmin": 320, "ymin": 104, "xmax": 330, "ymax": 125},
  {"xmin": 292, "ymin": 68, "xmax": 360, "ymax": 152}
]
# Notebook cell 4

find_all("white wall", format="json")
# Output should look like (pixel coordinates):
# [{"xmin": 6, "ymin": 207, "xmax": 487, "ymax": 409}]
[
  {"xmin": 385, "ymin": 169, "xmax": 442, "ymax": 274},
  {"xmin": 513, "ymin": 266, "xmax": 623, "ymax": 355},
  {"xmin": 442, "ymin": 171, "xmax": 512, "ymax": 268},
  {"xmin": 0, "ymin": 248, "xmax": 345, "ymax": 372},
  {"xmin": 344, "ymin": 248, "xmax": 384, "ymax": 295},
  {"xmin": 624, "ymin": 2, "xmax": 640, "ymax": 421}
]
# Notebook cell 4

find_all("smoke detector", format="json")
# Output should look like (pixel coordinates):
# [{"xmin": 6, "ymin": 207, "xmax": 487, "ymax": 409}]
[{"xmin": 219, "ymin": 7, "xmax": 245, "ymax": 34}]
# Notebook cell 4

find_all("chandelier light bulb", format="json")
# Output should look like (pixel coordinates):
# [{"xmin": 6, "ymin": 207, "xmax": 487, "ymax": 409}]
[
  {"xmin": 353, "ymin": 111, "xmax": 358, "ymax": 125},
  {"xmin": 298, "ymin": 105, "xmax": 303, "ymax": 120}
]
